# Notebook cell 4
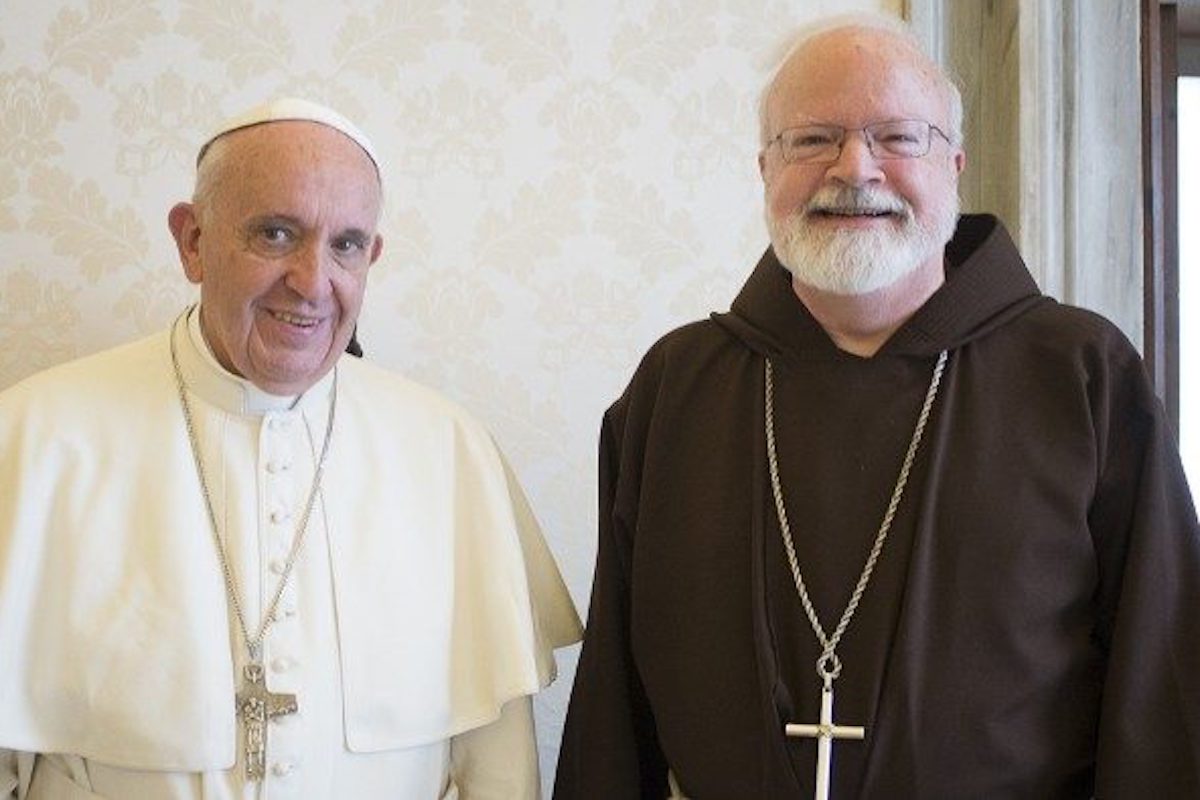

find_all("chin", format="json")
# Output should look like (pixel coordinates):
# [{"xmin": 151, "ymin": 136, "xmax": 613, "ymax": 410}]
[
  {"xmin": 250, "ymin": 359, "xmax": 332, "ymax": 395},
  {"xmin": 771, "ymin": 227, "xmax": 914, "ymax": 296},
  {"xmin": 769, "ymin": 208, "xmax": 956, "ymax": 297}
]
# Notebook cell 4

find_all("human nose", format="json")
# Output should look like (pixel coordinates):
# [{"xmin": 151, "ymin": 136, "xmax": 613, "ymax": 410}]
[
  {"xmin": 824, "ymin": 130, "xmax": 885, "ymax": 186},
  {"xmin": 285, "ymin": 244, "xmax": 332, "ymax": 300}
]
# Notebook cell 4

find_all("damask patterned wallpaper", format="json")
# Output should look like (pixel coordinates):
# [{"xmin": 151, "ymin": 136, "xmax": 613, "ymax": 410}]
[{"xmin": 0, "ymin": 0, "xmax": 899, "ymax": 787}]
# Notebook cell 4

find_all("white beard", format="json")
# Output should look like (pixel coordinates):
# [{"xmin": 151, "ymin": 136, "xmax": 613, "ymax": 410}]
[{"xmin": 766, "ymin": 184, "xmax": 960, "ymax": 296}]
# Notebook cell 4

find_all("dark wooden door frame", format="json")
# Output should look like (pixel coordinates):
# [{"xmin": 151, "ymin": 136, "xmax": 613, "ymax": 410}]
[{"xmin": 1143, "ymin": 0, "xmax": 1180, "ymax": 433}]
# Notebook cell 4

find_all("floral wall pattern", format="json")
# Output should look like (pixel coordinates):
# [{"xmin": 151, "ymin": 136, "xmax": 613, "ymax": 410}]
[{"xmin": 0, "ymin": 0, "xmax": 900, "ymax": 787}]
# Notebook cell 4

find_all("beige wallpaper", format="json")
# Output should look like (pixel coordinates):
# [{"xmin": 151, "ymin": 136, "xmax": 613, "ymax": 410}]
[{"xmin": 0, "ymin": 0, "xmax": 900, "ymax": 787}]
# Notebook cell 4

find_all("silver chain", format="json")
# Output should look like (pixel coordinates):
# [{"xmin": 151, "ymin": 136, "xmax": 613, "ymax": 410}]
[
  {"xmin": 168, "ymin": 315, "xmax": 337, "ymax": 663},
  {"xmin": 765, "ymin": 349, "xmax": 947, "ymax": 682}
]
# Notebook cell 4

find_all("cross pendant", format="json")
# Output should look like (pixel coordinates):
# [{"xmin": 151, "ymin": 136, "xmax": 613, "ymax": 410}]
[
  {"xmin": 235, "ymin": 661, "xmax": 298, "ymax": 781},
  {"xmin": 784, "ymin": 677, "xmax": 865, "ymax": 800}
]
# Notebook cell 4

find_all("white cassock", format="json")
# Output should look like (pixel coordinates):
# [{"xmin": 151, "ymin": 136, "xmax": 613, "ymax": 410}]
[{"xmin": 0, "ymin": 307, "xmax": 582, "ymax": 799}]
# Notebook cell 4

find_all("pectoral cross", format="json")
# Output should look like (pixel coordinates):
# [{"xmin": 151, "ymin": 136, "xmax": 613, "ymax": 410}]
[
  {"xmin": 235, "ymin": 661, "xmax": 297, "ymax": 781},
  {"xmin": 784, "ymin": 676, "xmax": 865, "ymax": 800}
]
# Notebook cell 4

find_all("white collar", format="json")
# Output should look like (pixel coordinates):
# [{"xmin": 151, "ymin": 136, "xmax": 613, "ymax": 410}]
[{"xmin": 174, "ymin": 304, "xmax": 335, "ymax": 417}]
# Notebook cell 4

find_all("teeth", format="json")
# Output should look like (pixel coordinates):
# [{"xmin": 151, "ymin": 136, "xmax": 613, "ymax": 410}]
[{"xmin": 271, "ymin": 310, "xmax": 318, "ymax": 327}]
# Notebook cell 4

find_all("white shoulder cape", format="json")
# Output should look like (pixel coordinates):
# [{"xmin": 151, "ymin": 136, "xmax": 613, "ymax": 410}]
[{"xmin": 0, "ymin": 328, "xmax": 581, "ymax": 770}]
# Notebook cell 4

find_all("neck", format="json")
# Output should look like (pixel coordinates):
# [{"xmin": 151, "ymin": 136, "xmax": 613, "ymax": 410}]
[{"xmin": 791, "ymin": 258, "xmax": 946, "ymax": 357}]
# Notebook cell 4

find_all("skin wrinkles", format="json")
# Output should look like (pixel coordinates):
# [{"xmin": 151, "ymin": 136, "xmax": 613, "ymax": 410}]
[
  {"xmin": 757, "ymin": 27, "xmax": 965, "ymax": 356},
  {"xmin": 167, "ymin": 121, "xmax": 384, "ymax": 395}
]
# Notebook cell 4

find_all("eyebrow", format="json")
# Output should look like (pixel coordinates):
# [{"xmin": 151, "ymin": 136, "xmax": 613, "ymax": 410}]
[
  {"xmin": 243, "ymin": 214, "xmax": 300, "ymax": 232},
  {"xmin": 337, "ymin": 227, "xmax": 374, "ymax": 243},
  {"xmin": 241, "ymin": 216, "xmax": 374, "ymax": 241}
]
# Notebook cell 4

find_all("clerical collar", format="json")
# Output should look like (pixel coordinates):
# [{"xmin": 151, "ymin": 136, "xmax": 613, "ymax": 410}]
[{"xmin": 176, "ymin": 304, "xmax": 334, "ymax": 417}]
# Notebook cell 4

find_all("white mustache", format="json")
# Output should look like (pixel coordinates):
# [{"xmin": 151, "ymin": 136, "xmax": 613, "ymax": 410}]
[{"xmin": 804, "ymin": 186, "xmax": 910, "ymax": 217}]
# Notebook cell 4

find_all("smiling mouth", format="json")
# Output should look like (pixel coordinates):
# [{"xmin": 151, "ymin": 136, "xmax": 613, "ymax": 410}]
[
  {"xmin": 269, "ymin": 309, "xmax": 321, "ymax": 328},
  {"xmin": 810, "ymin": 207, "xmax": 899, "ymax": 219}
]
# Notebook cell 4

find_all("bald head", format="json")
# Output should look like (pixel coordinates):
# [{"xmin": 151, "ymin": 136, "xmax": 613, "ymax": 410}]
[{"xmin": 759, "ymin": 19, "xmax": 962, "ymax": 150}]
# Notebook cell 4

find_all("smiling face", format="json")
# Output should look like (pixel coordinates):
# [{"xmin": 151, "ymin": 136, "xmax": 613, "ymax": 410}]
[
  {"xmin": 759, "ymin": 27, "xmax": 964, "ymax": 296},
  {"xmin": 168, "ymin": 121, "xmax": 383, "ymax": 395}
]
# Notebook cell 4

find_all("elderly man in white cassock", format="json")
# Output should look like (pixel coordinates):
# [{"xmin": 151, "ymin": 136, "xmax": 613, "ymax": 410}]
[{"xmin": 0, "ymin": 98, "xmax": 581, "ymax": 799}]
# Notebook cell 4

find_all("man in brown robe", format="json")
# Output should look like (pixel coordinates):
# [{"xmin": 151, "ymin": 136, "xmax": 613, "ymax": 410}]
[{"xmin": 554, "ymin": 15, "xmax": 1200, "ymax": 800}]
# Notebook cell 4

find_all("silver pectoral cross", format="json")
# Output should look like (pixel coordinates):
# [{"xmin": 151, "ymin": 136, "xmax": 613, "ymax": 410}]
[
  {"xmin": 784, "ymin": 676, "xmax": 865, "ymax": 800},
  {"xmin": 235, "ymin": 661, "xmax": 298, "ymax": 781}
]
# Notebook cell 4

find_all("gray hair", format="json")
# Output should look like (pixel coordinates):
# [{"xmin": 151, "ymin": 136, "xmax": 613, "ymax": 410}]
[
  {"xmin": 757, "ymin": 13, "xmax": 963, "ymax": 150},
  {"xmin": 191, "ymin": 134, "xmax": 233, "ymax": 221}
]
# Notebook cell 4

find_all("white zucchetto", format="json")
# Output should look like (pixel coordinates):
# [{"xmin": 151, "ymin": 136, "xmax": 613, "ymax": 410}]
[{"xmin": 196, "ymin": 97, "xmax": 379, "ymax": 174}]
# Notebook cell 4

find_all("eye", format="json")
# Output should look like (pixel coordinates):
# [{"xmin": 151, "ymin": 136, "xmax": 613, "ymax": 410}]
[
  {"xmin": 880, "ymin": 131, "xmax": 920, "ymax": 145},
  {"xmin": 332, "ymin": 235, "xmax": 369, "ymax": 255},
  {"xmin": 870, "ymin": 122, "xmax": 928, "ymax": 148},
  {"xmin": 256, "ymin": 225, "xmax": 295, "ymax": 247},
  {"xmin": 787, "ymin": 129, "xmax": 837, "ymax": 148}
]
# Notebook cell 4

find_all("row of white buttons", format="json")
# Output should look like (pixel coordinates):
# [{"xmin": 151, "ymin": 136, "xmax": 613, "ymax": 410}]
[{"xmin": 263, "ymin": 414, "xmax": 302, "ymax": 787}]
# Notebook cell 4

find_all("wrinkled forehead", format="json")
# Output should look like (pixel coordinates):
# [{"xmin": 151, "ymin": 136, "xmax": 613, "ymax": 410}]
[
  {"xmin": 768, "ymin": 28, "xmax": 950, "ymax": 128},
  {"xmin": 210, "ymin": 122, "xmax": 383, "ymax": 217}
]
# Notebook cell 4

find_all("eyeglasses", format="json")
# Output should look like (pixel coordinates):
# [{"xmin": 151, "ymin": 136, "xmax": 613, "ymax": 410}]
[{"xmin": 766, "ymin": 120, "xmax": 953, "ymax": 164}]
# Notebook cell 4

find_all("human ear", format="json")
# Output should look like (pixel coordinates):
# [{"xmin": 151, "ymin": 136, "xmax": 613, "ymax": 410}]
[{"xmin": 168, "ymin": 203, "xmax": 204, "ymax": 284}]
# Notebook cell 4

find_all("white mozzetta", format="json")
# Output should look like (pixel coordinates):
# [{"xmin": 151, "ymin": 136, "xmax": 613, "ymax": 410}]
[{"xmin": 0, "ymin": 307, "xmax": 581, "ymax": 796}]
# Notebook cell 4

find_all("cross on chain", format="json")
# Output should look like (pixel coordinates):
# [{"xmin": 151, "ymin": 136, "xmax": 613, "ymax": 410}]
[
  {"xmin": 784, "ymin": 676, "xmax": 865, "ymax": 800},
  {"xmin": 235, "ymin": 661, "xmax": 297, "ymax": 781}
]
